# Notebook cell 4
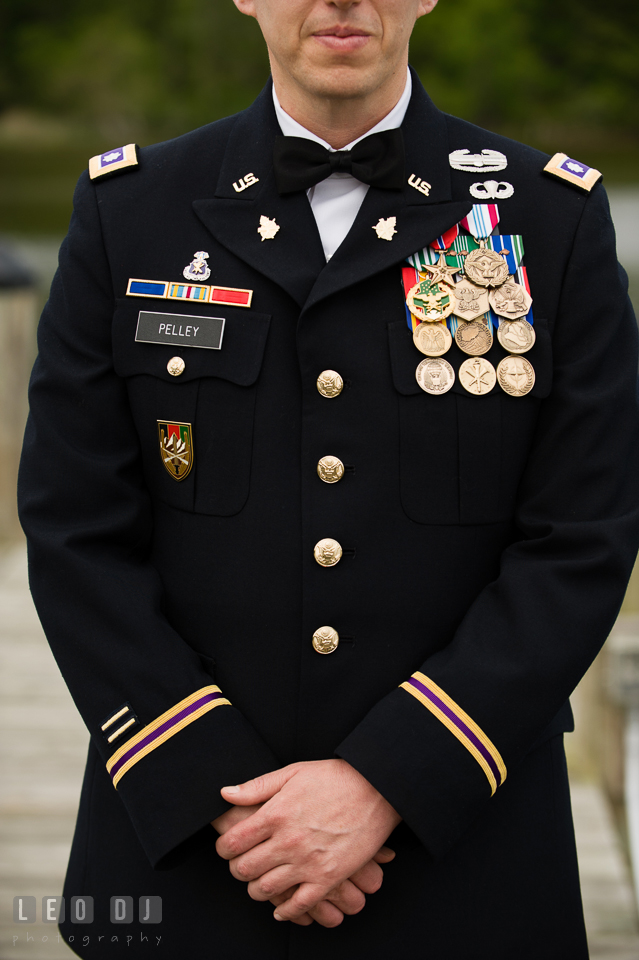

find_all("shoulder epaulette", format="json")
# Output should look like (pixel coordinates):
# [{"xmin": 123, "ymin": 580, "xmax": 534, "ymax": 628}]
[
  {"xmin": 543, "ymin": 153, "xmax": 602, "ymax": 193},
  {"xmin": 89, "ymin": 143, "xmax": 139, "ymax": 181}
]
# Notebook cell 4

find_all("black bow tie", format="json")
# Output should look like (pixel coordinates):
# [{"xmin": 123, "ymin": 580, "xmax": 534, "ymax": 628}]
[{"xmin": 273, "ymin": 128, "xmax": 405, "ymax": 195}]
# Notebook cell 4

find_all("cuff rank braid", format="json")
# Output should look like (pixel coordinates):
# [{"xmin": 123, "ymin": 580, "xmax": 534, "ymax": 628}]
[
  {"xmin": 106, "ymin": 686, "xmax": 230, "ymax": 788},
  {"xmin": 400, "ymin": 672, "xmax": 506, "ymax": 795}
]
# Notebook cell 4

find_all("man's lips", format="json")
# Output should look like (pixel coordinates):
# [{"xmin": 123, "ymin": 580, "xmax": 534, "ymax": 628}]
[{"xmin": 312, "ymin": 28, "xmax": 372, "ymax": 53}]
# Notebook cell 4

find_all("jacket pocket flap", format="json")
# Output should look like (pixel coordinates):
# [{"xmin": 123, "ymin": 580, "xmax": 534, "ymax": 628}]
[{"xmin": 112, "ymin": 299, "xmax": 271, "ymax": 386}]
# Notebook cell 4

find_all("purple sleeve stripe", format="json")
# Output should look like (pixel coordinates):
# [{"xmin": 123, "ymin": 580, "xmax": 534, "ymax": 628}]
[
  {"xmin": 406, "ymin": 676, "xmax": 504, "ymax": 790},
  {"xmin": 107, "ymin": 689, "xmax": 226, "ymax": 784}
]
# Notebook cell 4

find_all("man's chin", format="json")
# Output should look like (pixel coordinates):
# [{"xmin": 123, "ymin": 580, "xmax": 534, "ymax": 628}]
[{"xmin": 295, "ymin": 62, "xmax": 383, "ymax": 102}]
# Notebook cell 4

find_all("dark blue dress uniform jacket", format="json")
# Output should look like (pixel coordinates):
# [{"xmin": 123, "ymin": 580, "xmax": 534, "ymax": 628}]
[{"xmin": 18, "ymin": 73, "xmax": 639, "ymax": 959}]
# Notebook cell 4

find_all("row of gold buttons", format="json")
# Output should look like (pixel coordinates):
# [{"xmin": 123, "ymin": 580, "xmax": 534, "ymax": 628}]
[{"xmin": 313, "ymin": 371, "xmax": 346, "ymax": 654}]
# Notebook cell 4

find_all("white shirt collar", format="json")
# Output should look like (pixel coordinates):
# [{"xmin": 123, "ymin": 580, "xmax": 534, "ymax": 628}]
[{"xmin": 272, "ymin": 67, "xmax": 412, "ymax": 152}]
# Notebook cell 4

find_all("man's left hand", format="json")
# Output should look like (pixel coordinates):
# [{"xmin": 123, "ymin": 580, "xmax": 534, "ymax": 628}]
[{"xmin": 215, "ymin": 759, "xmax": 402, "ymax": 922}]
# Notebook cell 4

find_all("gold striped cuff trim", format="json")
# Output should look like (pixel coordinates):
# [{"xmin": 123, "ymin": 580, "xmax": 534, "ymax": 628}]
[
  {"xmin": 106, "ymin": 685, "xmax": 230, "ymax": 789},
  {"xmin": 400, "ymin": 671, "xmax": 506, "ymax": 796}
]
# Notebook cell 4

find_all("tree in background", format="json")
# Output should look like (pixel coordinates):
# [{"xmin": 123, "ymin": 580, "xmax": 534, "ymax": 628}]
[{"xmin": 0, "ymin": 0, "xmax": 637, "ymax": 140}]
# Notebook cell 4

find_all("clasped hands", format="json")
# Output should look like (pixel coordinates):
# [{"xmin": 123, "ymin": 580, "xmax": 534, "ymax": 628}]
[{"xmin": 211, "ymin": 758, "xmax": 401, "ymax": 928}]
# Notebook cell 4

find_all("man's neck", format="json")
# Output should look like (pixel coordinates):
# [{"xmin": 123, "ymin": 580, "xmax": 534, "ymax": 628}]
[{"xmin": 271, "ymin": 61, "xmax": 409, "ymax": 150}]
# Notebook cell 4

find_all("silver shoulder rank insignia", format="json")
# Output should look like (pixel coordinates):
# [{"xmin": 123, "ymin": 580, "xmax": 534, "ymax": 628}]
[
  {"xmin": 233, "ymin": 172, "xmax": 260, "ymax": 193},
  {"xmin": 470, "ymin": 180, "xmax": 514, "ymax": 200},
  {"xmin": 543, "ymin": 153, "xmax": 602, "ymax": 192},
  {"xmin": 158, "ymin": 421, "xmax": 193, "ymax": 481},
  {"xmin": 373, "ymin": 216, "xmax": 397, "ymax": 241},
  {"xmin": 449, "ymin": 149, "xmax": 508, "ymax": 173},
  {"xmin": 258, "ymin": 216, "xmax": 280, "ymax": 241},
  {"xmin": 89, "ymin": 143, "xmax": 139, "ymax": 180},
  {"xmin": 183, "ymin": 250, "xmax": 211, "ymax": 282}
]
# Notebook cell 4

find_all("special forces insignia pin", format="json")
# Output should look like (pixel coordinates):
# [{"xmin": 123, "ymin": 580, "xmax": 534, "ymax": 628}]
[
  {"xmin": 158, "ymin": 421, "xmax": 193, "ymax": 481},
  {"xmin": 183, "ymin": 251, "xmax": 211, "ymax": 282}
]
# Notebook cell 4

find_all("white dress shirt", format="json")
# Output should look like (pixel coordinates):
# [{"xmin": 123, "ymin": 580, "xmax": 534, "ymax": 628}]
[{"xmin": 273, "ymin": 70, "xmax": 412, "ymax": 261}]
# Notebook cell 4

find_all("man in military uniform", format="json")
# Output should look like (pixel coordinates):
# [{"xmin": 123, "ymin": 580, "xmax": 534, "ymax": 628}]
[{"xmin": 18, "ymin": 0, "xmax": 639, "ymax": 957}]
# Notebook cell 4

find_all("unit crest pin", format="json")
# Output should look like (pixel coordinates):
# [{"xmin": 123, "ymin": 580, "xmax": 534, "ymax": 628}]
[{"xmin": 183, "ymin": 251, "xmax": 210, "ymax": 282}]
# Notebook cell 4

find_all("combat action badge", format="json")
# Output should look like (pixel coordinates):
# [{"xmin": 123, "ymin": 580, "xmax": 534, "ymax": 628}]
[{"xmin": 158, "ymin": 421, "xmax": 193, "ymax": 481}]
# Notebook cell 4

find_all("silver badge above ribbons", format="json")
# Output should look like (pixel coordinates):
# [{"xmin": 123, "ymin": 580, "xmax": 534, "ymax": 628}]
[
  {"xmin": 449, "ymin": 149, "xmax": 508, "ymax": 173},
  {"xmin": 470, "ymin": 180, "xmax": 514, "ymax": 200},
  {"xmin": 183, "ymin": 251, "xmax": 211, "ymax": 282}
]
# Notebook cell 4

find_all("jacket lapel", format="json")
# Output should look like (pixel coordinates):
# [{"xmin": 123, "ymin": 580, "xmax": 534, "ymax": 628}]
[
  {"xmin": 304, "ymin": 77, "xmax": 472, "ymax": 312},
  {"xmin": 193, "ymin": 74, "xmax": 473, "ymax": 313},
  {"xmin": 193, "ymin": 85, "xmax": 326, "ymax": 308}
]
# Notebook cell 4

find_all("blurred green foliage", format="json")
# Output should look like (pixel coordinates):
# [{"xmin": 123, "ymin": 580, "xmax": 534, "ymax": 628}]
[
  {"xmin": 1, "ymin": 0, "xmax": 638, "ymax": 138},
  {"xmin": 0, "ymin": 0, "xmax": 637, "ymax": 234}
]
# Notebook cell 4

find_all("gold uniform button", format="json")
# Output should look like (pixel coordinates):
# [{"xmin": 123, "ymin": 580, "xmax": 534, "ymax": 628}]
[
  {"xmin": 317, "ymin": 456, "xmax": 345, "ymax": 484},
  {"xmin": 316, "ymin": 370, "xmax": 344, "ymax": 398},
  {"xmin": 167, "ymin": 356, "xmax": 185, "ymax": 377},
  {"xmin": 313, "ymin": 626, "xmax": 340, "ymax": 654},
  {"xmin": 313, "ymin": 538, "xmax": 342, "ymax": 567}
]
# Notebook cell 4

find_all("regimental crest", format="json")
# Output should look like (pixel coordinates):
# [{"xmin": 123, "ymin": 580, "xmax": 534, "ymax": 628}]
[
  {"xmin": 183, "ymin": 251, "xmax": 211, "ymax": 282},
  {"xmin": 157, "ymin": 421, "xmax": 193, "ymax": 481}
]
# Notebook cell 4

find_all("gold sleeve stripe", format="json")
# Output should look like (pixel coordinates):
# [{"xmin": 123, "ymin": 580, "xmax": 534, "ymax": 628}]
[
  {"xmin": 400, "ymin": 671, "xmax": 506, "ymax": 796},
  {"xmin": 106, "ymin": 685, "xmax": 230, "ymax": 789}
]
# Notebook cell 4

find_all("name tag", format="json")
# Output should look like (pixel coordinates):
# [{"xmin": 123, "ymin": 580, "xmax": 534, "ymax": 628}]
[{"xmin": 135, "ymin": 311, "xmax": 225, "ymax": 350}]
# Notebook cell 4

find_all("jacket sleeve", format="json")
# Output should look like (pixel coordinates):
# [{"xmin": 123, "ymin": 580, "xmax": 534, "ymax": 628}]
[
  {"xmin": 336, "ymin": 183, "xmax": 639, "ymax": 858},
  {"xmin": 18, "ymin": 172, "xmax": 280, "ymax": 869}
]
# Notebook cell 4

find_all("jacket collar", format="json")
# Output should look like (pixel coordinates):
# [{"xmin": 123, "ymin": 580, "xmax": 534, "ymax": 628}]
[{"xmin": 193, "ymin": 71, "xmax": 472, "ymax": 311}]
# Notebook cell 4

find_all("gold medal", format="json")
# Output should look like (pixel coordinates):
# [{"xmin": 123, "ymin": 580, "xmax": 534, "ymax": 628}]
[
  {"xmin": 415, "ymin": 357, "xmax": 455, "ymax": 395},
  {"xmin": 463, "ymin": 242, "xmax": 510, "ymax": 288},
  {"xmin": 453, "ymin": 280, "xmax": 490, "ymax": 321},
  {"xmin": 496, "ymin": 319, "xmax": 536, "ymax": 354},
  {"xmin": 455, "ymin": 316, "xmax": 493, "ymax": 356},
  {"xmin": 489, "ymin": 280, "xmax": 533, "ymax": 320},
  {"xmin": 406, "ymin": 276, "xmax": 455, "ymax": 323},
  {"xmin": 497, "ymin": 355, "xmax": 535, "ymax": 397},
  {"xmin": 459, "ymin": 357, "xmax": 496, "ymax": 396},
  {"xmin": 413, "ymin": 321, "xmax": 453, "ymax": 357}
]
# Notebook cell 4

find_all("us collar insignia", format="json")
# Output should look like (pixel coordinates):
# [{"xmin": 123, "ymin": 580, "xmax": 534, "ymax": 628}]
[
  {"xmin": 183, "ymin": 251, "xmax": 211, "ymax": 282},
  {"xmin": 258, "ymin": 216, "xmax": 280, "ymax": 241},
  {"xmin": 127, "ymin": 278, "xmax": 253, "ymax": 308},
  {"xmin": 449, "ymin": 149, "xmax": 507, "ymax": 173},
  {"xmin": 408, "ymin": 174, "xmax": 431, "ymax": 196},
  {"xmin": 233, "ymin": 172, "xmax": 260, "ymax": 193},
  {"xmin": 89, "ymin": 144, "xmax": 139, "ymax": 180},
  {"xmin": 373, "ymin": 217, "xmax": 397, "ymax": 241},
  {"xmin": 158, "ymin": 421, "xmax": 193, "ymax": 481},
  {"xmin": 543, "ymin": 153, "xmax": 602, "ymax": 192}
]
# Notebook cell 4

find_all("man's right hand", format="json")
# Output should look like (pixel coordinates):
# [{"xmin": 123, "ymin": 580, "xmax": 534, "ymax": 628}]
[{"xmin": 212, "ymin": 807, "xmax": 395, "ymax": 928}]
